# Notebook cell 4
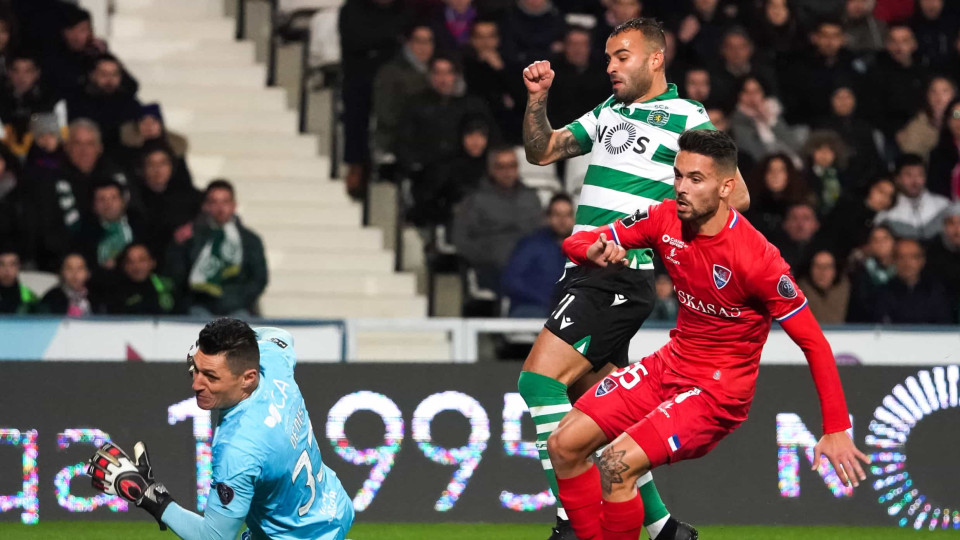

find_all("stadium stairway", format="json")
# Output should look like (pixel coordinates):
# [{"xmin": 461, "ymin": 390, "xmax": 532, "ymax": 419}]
[{"xmin": 110, "ymin": 0, "xmax": 449, "ymax": 361}]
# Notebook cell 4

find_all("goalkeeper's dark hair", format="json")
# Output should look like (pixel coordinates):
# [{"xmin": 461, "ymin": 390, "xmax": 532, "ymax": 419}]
[
  {"xmin": 198, "ymin": 318, "xmax": 259, "ymax": 375},
  {"xmin": 609, "ymin": 18, "xmax": 665, "ymax": 52},
  {"xmin": 678, "ymin": 129, "xmax": 738, "ymax": 176}
]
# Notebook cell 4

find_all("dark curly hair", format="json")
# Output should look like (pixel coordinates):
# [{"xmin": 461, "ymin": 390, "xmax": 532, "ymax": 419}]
[{"xmin": 198, "ymin": 318, "xmax": 259, "ymax": 375}]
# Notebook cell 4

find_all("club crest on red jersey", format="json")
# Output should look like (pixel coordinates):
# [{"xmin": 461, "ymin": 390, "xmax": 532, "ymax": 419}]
[
  {"xmin": 595, "ymin": 377, "xmax": 618, "ymax": 397},
  {"xmin": 778, "ymin": 275, "xmax": 798, "ymax": 298},
  {"xmin": 713, "ymin": 264, "xmax": 731, "ymax": 289}
]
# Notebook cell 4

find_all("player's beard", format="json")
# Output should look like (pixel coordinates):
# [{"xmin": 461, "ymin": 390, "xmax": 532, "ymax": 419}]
[
  {"xmin": 614, "ymin": 67, "xmax": 653, "ymax": 104},
  {"xmin": 677, "ymin": 196, "xmax": 720, "ymax": 224}
]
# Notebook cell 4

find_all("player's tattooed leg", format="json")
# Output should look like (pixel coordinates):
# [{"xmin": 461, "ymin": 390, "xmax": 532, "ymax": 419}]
[{"xmin": 598, "ymin": 446, "xmax": 630, "ymax": 496}]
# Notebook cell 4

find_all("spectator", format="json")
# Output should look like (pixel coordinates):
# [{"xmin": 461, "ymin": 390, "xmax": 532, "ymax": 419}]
[
  {"xmin": 817, "ymin": 176, "xmax": 896, "ymax": 261},
  {"xmin": 751, "ymin": 0, "xmax": 803, "ymax": 63},
  {"xmin": 0, "ymin": 9, "xmax": 17, "ymax": 85},
  {"xmin": 78, "ymin": 180, "xmax": 145, "ymax": 271},
  {"xmin": 499, "ymin": 0, "xmax": 565, "ymax": 67},
  {"xmin": 874, "ymin": 238, "xmax": 952, "ymax": 323},
  {"xmin": 547, "ymin": 26, "xmax": 611, "ymax": 130},
  {"xmin": 592, "ymin": 0, "xmax": 643, "ymax": 55},
  {"xmin": 773, "ymin": 203, "xmax": 820, "ymax": 272},
  {"xmin": 0, "ymin": 143, "xmax": 29, "ymax": 260},
  {"xmin": 101, "ymin": 242, "xmax": 176, "ymax": 315},
  {"xmin": 842, "ymin": 0, "xmax": 886, "ymax": 54},
  {"xmin": 846, "ymin": 223, "xmax": 897, "ymax": 322},
  {"xmin": 427, "ymin": 0, "xmax": 477, "ymax": 52},
  {"xmin": 136, "ymin": 143, "xmax": 201, "ymax": 266},
  {"xmin": 411, "ymin": 117, "xmax": 491, "ymax": 227},
  {"xmin": 120, "ymin": 103, "xmax": 189, "ymax": 161},
  {"xmin": 452, "ymin": 146, "xmax": 541, "ymax": 291},
  {"xmin": 872, "ymin": 0, "xmax": 913, "ymax": 23},
  {"xmin": 681, "ymin": 66, "xmax": 711, "ymax": 104},
  {"xmin": 864, "ymin": 24, "xmax": 926, "ymax": 139},
  {"xmin": 166, "ymin": 180, "xmax": 268, "ymax": 317},
  {"xmin": 462, "ymin": 20, "xmax": 523, "ymax": 144},
  {"xmin": 798, "ymin": 250, "xmax": 851, "ymax": 324},
  {"xmin": 673, "ymin": 0, "xmax": 737, "ymax": 68},
  {"xmin": 43, "ymin": 5, "xmax": 118, "ymax": 96},
  {"xmin": 876, "ymin": 153, "xmax": 950, "ymax": 240},
  {"xmin": 338, "ymin": 0, "xmax": 408, "ymax": 199},
  {"xmin": 66, "ymin": 54, "xmax": 140, "ymax": 153},
  {"xmin": 783, "ymin": 19, "xmax": 862, "ymax": 124},
  {"xmin": 397, "ymin": 54, "xmax": 493, "ymax": 173},
  {"xmin": 928, "ymin": 97, "xmax": 960, "ymax": 199},
  {"xmin": 0, "ymin": 54, "xmax": 60, "ymax": 157},
  {"xmin": 744, "ymin": 153, "xmax": 810, "ymax": 240},
  {"xmin": 27, "ymin": 119, "xmax": 128, "ymax": 271},
  {"xmin": 501, "ymin": 193, "xmax": 574, "ymax": 317},
  {"xmin": 911, "ymin": 0, "xmax": 958, "ymax": 68},
  {"xmin": 23, "ymin": 112, "xmax": 66, "ymax": 178},
  {"xmin": 38, "ymin": 252, "xmax": 98, "ymax": 316},
  {"xmin": 896, "ymin": 75, "xmax": 955, "ymax": 160},
  {"xmin": 815, "ymin": 85, "xmax": 883, "ymax": 181},
  {"xmin": 649, "ymin": 273, "xmax": 679, "ymax": 321},
  {"xmin": 729, "ymin": 75, "xmax": 799, "ymax": 163},
  {"xmin": 373, "ymin": 25, "xmax": 434, "ymax": 160},
  {"xmin": 802, "ymin": 130, "xmax": 850, "ymax": 215},
  {"xmin": 926, "ymin": 203, "xmax": 960, "ymax": 320},
  {"xmin": 710, "ymin": 27, "xmax": 778, "ymax": 109},
  {"xmin": 0, "ymin": 247, "xmax": 37, "ymax": 314},
  {"xmin": 944, "ymin": 31, "xmax": 960, "ymax": 79}
]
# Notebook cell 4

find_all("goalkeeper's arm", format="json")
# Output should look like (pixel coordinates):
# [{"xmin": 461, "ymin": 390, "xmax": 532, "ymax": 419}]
[{"xmin": 160, "ymin": 503, "xmax": 244, "ymax": 540}]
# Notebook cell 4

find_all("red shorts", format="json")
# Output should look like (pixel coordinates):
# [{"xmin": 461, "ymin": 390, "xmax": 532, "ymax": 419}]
[{"xmin": 574, "ymin": 351, "xmax": 748, "ymax": 468}]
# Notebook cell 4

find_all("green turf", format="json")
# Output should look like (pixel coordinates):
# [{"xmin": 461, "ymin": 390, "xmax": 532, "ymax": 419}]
[{"xmin": 2, "ymin": 522, "xmax": 960, "ymax": 539}]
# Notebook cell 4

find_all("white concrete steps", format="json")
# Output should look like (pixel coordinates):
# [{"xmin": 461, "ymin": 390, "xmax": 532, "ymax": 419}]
[
  {"xmin": 260, "ymin": 294, "xmax": 427, "ymax": 318},
  {"xmin": 257, "ymin": 227, "xmax": 385, "ymax": 251},
  {"xmin": 354, "ymin": 331, "xmax": 451, "ymax": 362},
  {"xmin": 111, "ymin": 16, "xmax": 234, "ymax": 41},
  {"xmin": 163, "ymin": 109, "xmax": 297, "ymax": 134},
  {"xmin": 240, "ymin": 204, "xmax": 361, "ymax": 227},
  {"xmin": 112, "ymin": 40, "xmax": 256, "ymax": 66},
  {"xmin": 188, "ymin": 133, "xmax": 318, "ymax": 158},
  {"xmin": 115, "ymin": 0, "xmax": 224, "ymax": 17},
  {"xmin": 189, "ymin": 156, "xmax": 329, "ymax": 180},
  {"xmin": 265, "ymin": 272, "xmax": 416, "ymax": 296},
  {"xmin": 227, "ymin": 181, "xmax": 348, "ymax": 205},
  {"xmin": 267, "ymin": 250, "xmax": 393, "ymax": 272},
  {"xmin": 133, "ymin": 65, "xmax": 266, "ymax": 88},
  {"xmin": 138, "ymin": 86, "xmax": 289, "ymax": 112}
]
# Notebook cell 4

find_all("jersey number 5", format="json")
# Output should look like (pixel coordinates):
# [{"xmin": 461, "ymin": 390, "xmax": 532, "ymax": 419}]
[{"xmin": 292, "ymin": 450, "xmax": 324, "ymax": 516}]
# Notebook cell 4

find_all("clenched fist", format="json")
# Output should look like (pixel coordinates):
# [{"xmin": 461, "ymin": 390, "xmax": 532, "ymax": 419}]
[{"xmin": 523, "ymin": 60, "xmax": 555, "ymax": 95}]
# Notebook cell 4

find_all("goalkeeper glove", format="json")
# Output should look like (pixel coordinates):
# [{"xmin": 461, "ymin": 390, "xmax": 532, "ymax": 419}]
[{"xmin": 88, "ymin": 441, "xmax": 175, "ymax": 530}]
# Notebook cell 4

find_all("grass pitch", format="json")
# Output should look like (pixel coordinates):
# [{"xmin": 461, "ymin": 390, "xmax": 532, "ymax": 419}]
[{"xmin": 2, "ymin": 522, "xmax": 959, "ymax": 539}]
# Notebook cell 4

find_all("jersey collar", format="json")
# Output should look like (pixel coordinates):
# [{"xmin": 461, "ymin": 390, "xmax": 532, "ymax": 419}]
[{"xmin": 612, "ymin": 83, "xmax": 679, "ymax": 112}]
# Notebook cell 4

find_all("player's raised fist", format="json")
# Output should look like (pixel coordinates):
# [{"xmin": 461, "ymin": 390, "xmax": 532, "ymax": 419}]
[
  {"xmin": 586, "ymin": 233, "xmax": 627, "ymax": 267},
  {"xmin": 523, "ymin": 60, "xmax": 555, "ymax": 95}
]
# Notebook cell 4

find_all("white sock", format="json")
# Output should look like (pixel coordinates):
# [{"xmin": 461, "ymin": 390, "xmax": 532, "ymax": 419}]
[
  {"xmin": 646, "ymin": 514, "xmax": 671, "ymax": 539},
  {"xmin": 557, "ymin": 507, "xmax": 568, "ymax": 520}
]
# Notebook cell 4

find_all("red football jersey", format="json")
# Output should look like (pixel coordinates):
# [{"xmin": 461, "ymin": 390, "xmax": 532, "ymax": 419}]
[{"xmin": 603, "ymin": 199, "xmax": 808, "ymax": 401}]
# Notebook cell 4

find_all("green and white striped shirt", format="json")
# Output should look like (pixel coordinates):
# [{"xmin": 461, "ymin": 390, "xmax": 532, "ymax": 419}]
[{"xmin": 564, "ymin": 83, "xmax": 713, "ymax": 269}]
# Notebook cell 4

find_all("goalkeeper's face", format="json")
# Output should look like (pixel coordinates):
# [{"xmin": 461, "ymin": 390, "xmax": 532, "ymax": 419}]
[{"xmin": 190, "ymin": 349, "xmax": 259, "ymax": 410}]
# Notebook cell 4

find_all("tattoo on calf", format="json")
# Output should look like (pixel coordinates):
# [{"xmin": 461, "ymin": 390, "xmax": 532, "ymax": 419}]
[{"xmin": 598, "ymin": 447, "xmax": 630, "ymax": 495}]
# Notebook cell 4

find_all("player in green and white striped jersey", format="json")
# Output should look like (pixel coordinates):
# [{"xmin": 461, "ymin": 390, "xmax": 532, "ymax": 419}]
[{"xmin": 516, "ymin": 18, "xmax": 750, "ymax": 540}]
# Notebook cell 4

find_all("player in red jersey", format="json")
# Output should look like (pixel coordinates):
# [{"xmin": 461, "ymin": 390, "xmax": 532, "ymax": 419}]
[{"xmin": 546, "ymin": 130, "xmax": 869, "ymax": 540}]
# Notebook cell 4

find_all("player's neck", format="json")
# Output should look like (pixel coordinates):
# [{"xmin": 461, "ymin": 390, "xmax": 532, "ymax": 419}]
[
  {"xmin": 632, "ymin": 75, "xmax": 668, "ymax": 104},
  {"xmin": 686, "ymin": 203, "xmax": 731, "ymax": 237}
]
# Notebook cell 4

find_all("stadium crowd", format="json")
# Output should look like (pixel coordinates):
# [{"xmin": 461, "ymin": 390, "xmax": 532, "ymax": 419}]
[
  {"xmin": 0, "ymin": 1, "xmax": 268, "ymax": 317},
  {"xmin": 340, "ymin": 0, "xmax": 960, "ymax": 325}
]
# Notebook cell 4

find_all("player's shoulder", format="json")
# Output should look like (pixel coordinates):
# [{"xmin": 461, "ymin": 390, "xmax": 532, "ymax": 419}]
[
  {"xmin": 592, "ymin": 95, "xmax": 617, "ymax": 116},
  {"xmin": 730, "ymin": 212, "xmax": 789, "ymax": 272}
]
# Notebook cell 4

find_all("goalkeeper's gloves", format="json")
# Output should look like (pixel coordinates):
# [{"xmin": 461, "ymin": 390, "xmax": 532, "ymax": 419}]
[{"xmin": 87, "ymin": 441, "xmax": 175, "ymax": 530}]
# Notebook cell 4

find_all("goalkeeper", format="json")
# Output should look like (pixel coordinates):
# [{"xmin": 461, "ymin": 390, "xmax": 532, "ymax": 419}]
[{"xmin": 87, "ymin": 318, "xmax": 354, "ymax": 540}]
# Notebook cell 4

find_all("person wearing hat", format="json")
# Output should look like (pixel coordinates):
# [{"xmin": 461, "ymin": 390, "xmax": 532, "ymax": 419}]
[
  {"xmin": 23, "ymin": 112, "xmax": 67, "ymax": 175},
  {"xmin": 121, "ymin": 102, "xmax": 188, "ymax": 158},
  {"xmin": 925, "ymin": 203, "xmax": 960, "ymax": 322}
]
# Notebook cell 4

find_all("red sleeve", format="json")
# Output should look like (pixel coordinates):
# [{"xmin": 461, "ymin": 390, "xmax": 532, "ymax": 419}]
[
  {"xmin": 779, "ymin": 308, "xmax": 852, "ymax": 434},
  {"xmin": 562, "ymin": 205, "xmax": 662, "ymax": 265},
  {"xmin": 749, "ymin": 247, "xmax": 808, "ymax": 321}
]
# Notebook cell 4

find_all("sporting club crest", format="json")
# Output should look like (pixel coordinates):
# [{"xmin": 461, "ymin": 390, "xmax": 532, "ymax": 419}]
[
  {"xmin": 595, "ymin": 377, "xmax": 619, "ymax": 397},
  {"xmin": 713, "ymin": 264, "xmax": 731, "ymax": 289},
  {"xmin": 647, "ymin": 110, "xmax": 670, "ymax": 127}
]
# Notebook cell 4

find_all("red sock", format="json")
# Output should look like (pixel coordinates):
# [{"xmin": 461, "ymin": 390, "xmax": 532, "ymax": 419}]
[
  {"xmin": 557, "ymin": 466, "xmax": 602, "ymax": 540},
  {"xmin": 601, "ymin": 491, "xmax": 645, "ymax": 540}
]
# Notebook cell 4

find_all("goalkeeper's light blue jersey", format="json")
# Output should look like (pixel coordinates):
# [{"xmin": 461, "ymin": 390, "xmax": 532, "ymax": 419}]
[{"xmin": 208, "ymin": 327, "xmax": 354, "ymax": 540}]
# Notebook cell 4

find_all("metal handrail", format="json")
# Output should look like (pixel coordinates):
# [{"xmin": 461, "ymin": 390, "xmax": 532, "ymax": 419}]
[{"xmin": 235, "ymin": 0, "xmax": 279, "ymax": 87}]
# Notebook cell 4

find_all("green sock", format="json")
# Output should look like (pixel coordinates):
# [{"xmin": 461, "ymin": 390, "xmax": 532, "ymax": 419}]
[
  {"xmin": 518, "ymin": 371, "xmax": 573, "ymax": 518},
  {"xmin": 638, "ymin": 471, "xmax": 671, "ymax": 533}
]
